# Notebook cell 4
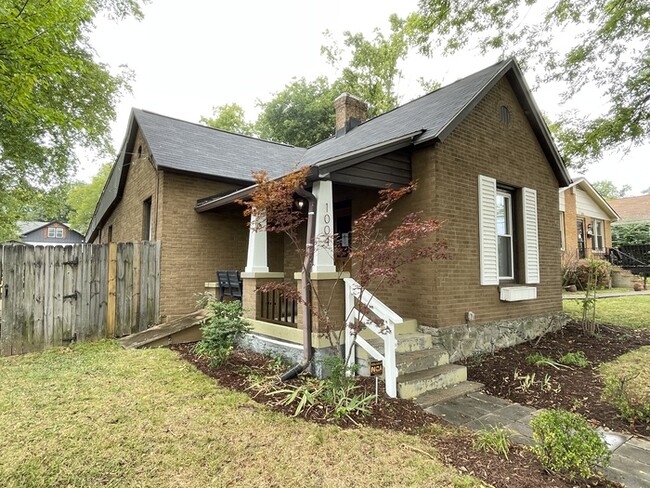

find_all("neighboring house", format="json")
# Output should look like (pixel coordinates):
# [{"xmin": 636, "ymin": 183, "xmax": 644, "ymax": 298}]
[
  {"xmin": 608, "ymin": 195, "xmax": 650, "ymax": 225},
  {"xmin": 559, "ymin": 178, "xmax": 619, "ymax": 261},
  {"xmin": 13, "ymin": 221, "xmax": 85, "ymax": 246},
  {"xmin": 89, "ymin": 58, "xmax": 571, "ymax": 394}
]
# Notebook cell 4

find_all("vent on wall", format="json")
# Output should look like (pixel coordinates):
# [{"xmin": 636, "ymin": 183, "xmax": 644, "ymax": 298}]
[{"xmin": 500, "ymin": 105, "xmax": 511, "ymax": 127}]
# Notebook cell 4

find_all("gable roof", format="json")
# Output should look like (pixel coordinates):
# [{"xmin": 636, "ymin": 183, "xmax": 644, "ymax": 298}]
[
  {"xmin": 87, "ymin": 111, "xmax": 306, "ymax": 241},
  {"xmin": 196, "ymin": 58, "xmax": 571, "ymax": 212},
  {"xmin": 18, "ymin": 221, "xmax": 51, "ymax": 235},
  {"xmin": 134, "ymin": 110, "xmax": 306, "ymax": 180},
  {"xmin": 560, "ymin": 178, "xmax": 620, "ymax": 221},
  {"xmin": 17, "ymin": 220, "xmax": 80, "ymax": 236},
  {"xmin": 89, "ymin": 58, "xmax": 571, "ymax": 237},
  {"xmin": 608, "ymin": 195, "xmax": 650, "ymax": 223}
]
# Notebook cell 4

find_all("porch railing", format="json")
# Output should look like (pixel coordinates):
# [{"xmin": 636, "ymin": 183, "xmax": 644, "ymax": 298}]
[
  {"xmin": 256, "ymin": 288, "xmax": 298, "ymax": 326},
  {"xmin": 344, "ymin": 277, "xmax": 402, "ymax": 398}
]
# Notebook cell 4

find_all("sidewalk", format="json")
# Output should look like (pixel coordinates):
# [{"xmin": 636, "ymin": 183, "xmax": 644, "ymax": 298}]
[{"xmin": 426, "ymin": 391, "xmax": 650, "ymax": 488}]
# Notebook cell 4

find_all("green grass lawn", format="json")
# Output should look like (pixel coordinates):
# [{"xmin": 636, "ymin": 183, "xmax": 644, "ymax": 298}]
[
  {"xmin": 0, "ymin": 342, "xmax": 480, "ymax": 488},
  {"xmin": 563, "ymin": 295, "xmax": 650, "ymax": 329}
]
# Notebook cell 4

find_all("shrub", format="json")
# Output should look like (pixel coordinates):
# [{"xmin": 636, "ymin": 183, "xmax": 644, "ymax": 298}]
[
  {"xmin": 572, "ymin": 258, "xmax": 612, "ymax": 290},
  {"xmin": 473, "ymin": 426, "xmax": 512, "ymax": 459},
  {"xmin": 602, "ymin": 375, "xmax": 650, "ymax": 424},
  {"xmin": 531, "ymin": 409, "xmax": 610, "ymax": 480},
  {"xmin": 194, "ymin": 297, "xmax": 251, "ymax": 367}
]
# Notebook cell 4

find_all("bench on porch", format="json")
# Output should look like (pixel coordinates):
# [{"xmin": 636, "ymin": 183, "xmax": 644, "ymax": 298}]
[{"xmin": 216, "ymin": 270, "xmax": 242, "ymax": 301}]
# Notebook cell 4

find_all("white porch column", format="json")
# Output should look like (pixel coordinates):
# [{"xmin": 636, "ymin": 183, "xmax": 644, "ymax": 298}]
[
  {"xmin": 312, "ymin": 180, "xmax": 337, "ymax": 273},
  {"xmin": 245, "ymin": 210, "xmax": 269, "ymax": 273}
]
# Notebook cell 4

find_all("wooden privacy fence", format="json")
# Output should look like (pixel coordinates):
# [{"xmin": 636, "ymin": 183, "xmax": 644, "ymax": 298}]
[{"xmin": 0, "ymin": 242, "xmax": 160, "ymax": 356}]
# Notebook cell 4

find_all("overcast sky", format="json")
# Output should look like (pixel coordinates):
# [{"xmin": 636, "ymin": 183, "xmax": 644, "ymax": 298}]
[{"xmin": 85, "ymin": 0, "xmax": 648, "ymax": 195}]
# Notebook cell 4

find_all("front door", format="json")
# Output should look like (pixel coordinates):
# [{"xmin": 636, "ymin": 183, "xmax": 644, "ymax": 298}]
[
  {"xmin": 334, "ymin": 201, "xmax": 352, "ymax": 272},
  {"xmin": 577, "ymin": 219, "xmax": 586, "ymax": 259}
]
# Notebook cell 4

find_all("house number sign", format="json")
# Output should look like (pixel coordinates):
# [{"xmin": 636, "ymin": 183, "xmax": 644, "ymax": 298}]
[{"xmin": 370, "ymin": 360, "xmax": 383, "ymax": 376}]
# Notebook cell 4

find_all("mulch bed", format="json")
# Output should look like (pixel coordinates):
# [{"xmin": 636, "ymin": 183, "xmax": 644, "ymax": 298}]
[
  {"xmin": 462, "ymin": 321, "xmax": 650, "ymax": 438},
  {"xmin": 172, "ymin": 339, "xmax": 626, "ymax": 488}
]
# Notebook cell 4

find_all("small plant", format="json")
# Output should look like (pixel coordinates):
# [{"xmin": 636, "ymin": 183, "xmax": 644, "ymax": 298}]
[
  {"xmin": 540, "ymin": 374, "xmax": 561, "ymax": 393},
  {"xmin": 526, "ymin": 352, "xmax": 569, "ymax": 370},
  {"xmin": 531, "ymin": 409, "xmax": 611, "ymax": 480},
  {"xmin": 473, "ymin": 426, "xmax": 512, "ymax": 460},
  {"xmin": 271, "ymin": 356, "xmax": 376, "ymax": 422},
  {"xmin": 558, "ymin": 351, "xmax": 590, "ymax": 368},
  {"xmin": 194, "ymin": 296, "xmax": 251, "ymax": 368},
  {"xmin": 514, "ymin": 370, "xmax": 536, "ymax": 392},
  {"xmin": 602, "ymin": 374, "xmax": 650, "ymax": 424}
]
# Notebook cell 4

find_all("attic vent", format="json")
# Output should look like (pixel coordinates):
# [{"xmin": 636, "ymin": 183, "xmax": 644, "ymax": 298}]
[
  {"xmin": 137, "ymin": 145, "xmax": 142, "ymax": 158},
  {"xmin": 499, "ymin": 105, "xmax": 511, "ymax": 127}
]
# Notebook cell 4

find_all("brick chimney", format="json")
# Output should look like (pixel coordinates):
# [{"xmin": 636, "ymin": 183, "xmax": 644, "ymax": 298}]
[{"xmin": 334, "ymin": 93, "xmax": 368, "ymax": 137}]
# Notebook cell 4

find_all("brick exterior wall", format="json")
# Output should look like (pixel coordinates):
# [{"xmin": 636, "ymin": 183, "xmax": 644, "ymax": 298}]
[
  {"xmin": 95, "ymin": 128, "xmax": 250, "ymax": 321},
  {"xmin": 158, "ymin": 172, "xmax": 248, "ymax": 320},
  {"xmin": 345, "ymin": 77, "xmax": 563, "ymax": 328},
  {"xmin": 98, "ymin": 131, "xmax": 160, "ymax": 244},
  {"xmin": 562, "ymin": 187, "xmax": 613, "ymax": 262}
]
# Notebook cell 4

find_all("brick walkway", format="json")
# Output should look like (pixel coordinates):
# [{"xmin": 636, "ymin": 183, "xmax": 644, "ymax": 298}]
[{"xmin": 427, "ymin": 392, "xmax": 650, "ymax": 487}]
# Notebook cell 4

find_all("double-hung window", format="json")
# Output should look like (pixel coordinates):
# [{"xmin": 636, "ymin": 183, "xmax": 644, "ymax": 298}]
[
  {"xmin": 496, "ymin": 191, "xmax": 514, "ymax": 280},
  {"xmin": 479, "ymin": 175, "xmax": 540, "ymax": 287},
  {"xmin": 591, "ymin": 219, "xmax": 604, "ymax": 252}
]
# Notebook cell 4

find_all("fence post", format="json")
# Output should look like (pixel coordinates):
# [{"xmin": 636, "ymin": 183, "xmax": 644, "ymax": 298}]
[{"xmin": 107, "ymin": 242, "xmax": 117, "ymax": 338}]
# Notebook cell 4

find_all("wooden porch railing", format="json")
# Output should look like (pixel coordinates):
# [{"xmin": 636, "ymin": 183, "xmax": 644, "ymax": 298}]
[
  {"xmin": 344, "ymin": 277, "xmax": 402, "ymax": 398},
  {"xmin": 256, "ymin": 288, "xmax": 298, "ymax": 326}
]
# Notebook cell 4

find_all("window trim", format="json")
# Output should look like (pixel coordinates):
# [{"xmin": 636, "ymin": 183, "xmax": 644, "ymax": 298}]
[
  {"xmin": 559, "ymin": 211, "xmax": 566, "ymax": 250},
  {"xmin": 496, "ymin": 189, "xmax": 515, "ymax": 281},
  {"xmin": 591, "ymin": 219, "xmax": 605, "ymax": 252}
]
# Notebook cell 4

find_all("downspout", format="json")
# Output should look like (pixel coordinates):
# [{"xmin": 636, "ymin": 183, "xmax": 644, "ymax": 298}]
[{"xmin": 280, "ymin": 186, "xmax": 317, "ymax": 381}]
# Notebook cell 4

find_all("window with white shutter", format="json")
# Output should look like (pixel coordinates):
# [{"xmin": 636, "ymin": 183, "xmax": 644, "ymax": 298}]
[
  {"xmin": 479, "ymin": 175, "xmax": 540, "ymax": 287},
  {"xmin": 478, "ymin": 175, "xmax": 499, "ymax": 285},
  {"xmin": 522, "ymin": 187, "xmax": 540, "ymax": 284}
]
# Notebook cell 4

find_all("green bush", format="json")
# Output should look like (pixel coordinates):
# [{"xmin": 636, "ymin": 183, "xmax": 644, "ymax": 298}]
[
  {"xmin": 602, "ymin": 374, "xmax": 650, "ymax": 424},
  {"xmin": 531, "ymin": 409, "xmax": 610, "ymax": 480},
  {"xmin": 194, "ymin": 297, "xmax": 250, "ymax": 367},
  {"xmin": 565, "ymin": 258, "xmax": 612, "ymax": 290},
  {"xmin": 612, "ymin": 222, "xmax": 650, "ymax": 246}
]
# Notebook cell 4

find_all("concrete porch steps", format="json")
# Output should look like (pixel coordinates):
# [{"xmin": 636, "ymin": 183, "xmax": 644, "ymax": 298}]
[
  {"xmin": 397, "ymin": 364, "xmax": 468, "ymax": 399},
  {"xmin": 354, "ymin": 319, "xmax": 483, "ymax": 400}
]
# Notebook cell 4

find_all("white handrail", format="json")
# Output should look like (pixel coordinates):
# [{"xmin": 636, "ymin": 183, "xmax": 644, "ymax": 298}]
[{"xmin": 344, "ymin": 277, "xmax": 402, "ymax": 398}]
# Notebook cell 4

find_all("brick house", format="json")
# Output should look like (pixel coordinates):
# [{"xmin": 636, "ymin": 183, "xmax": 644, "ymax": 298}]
[
  {"xmin": 559, "ymin": 178, "xmax": 619, "ymax": 261},
  {"xmin": 90, "ymin": 59, "xmax": 573, "ymax": 397}
]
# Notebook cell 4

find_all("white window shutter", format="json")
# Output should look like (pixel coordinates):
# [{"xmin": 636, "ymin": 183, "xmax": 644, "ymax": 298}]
[
  {"xmin": 478, "ymin": 175, "xmax": 499, "ymax": 285},
  {"xmin": 523, "ymin": 187, "xmax": 540, "ymax": 284}
]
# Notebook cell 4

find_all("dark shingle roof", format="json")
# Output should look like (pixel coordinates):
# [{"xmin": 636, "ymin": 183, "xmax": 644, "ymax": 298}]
[
  {"xmin": 88, "ymin": 58, "xmax": 570, "ymax": 238},
  {"xmin": 134, "ymin": 110, "xmax": 306, "ymax": 181},
  {"xmin": 303, "ymin": 60, "xmax": 511, "ymax": 166}
]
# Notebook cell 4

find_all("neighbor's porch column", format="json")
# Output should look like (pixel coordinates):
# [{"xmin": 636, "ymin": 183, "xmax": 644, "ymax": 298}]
[
  {"xmin": 312, "ymin": 180, "xmax": 336, "ymax": 273},
  {"xmin": 245, "ymin": 209, "xmax": 269, "ymax": 273}
]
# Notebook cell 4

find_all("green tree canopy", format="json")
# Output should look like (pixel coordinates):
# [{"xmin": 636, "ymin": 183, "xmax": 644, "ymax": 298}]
[
  {"xmin": 592, "ymin": 180, "xmax": 632, "ymax": 200},
  {"xmin": 202, "ymin": 17, "xmax": 427, "ymax": 148},
  {"xmin": 200, "ymin": 103, "xmax": 255, "ymax": 136},
  {"xmin": 66, "ymin": 162, "xmax": 113, "ymax": 234},
  {"xmin": 404, "ymin": 0, "xmax": 650, "ymax": 169},
  {"xmin": 255, "ymin": 77, "xmax": 337, "ymax": 147},
  {"xmin": 0, "ymin": 0, "xmax": 145, "ymax": 238},
  {"xmin": 323, "ymin": 15, "xmax": 410, "ymax": 118}
]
